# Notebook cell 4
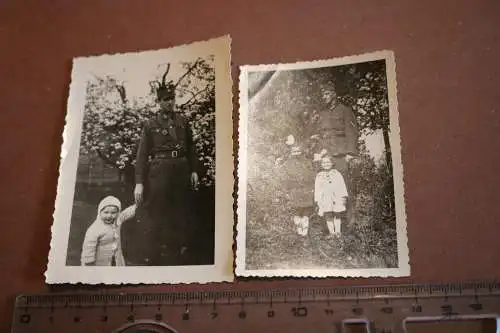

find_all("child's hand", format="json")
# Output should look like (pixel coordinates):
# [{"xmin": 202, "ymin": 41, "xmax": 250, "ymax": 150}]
[{"xmin": 119, "ymin": 205, "xmax": 136, "ymax": 225}]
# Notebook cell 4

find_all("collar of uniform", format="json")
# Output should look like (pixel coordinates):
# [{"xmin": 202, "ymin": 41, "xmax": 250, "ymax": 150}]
[{"xmin": 156, "ymin": 111, "xmax": 176, "ymax": 126}]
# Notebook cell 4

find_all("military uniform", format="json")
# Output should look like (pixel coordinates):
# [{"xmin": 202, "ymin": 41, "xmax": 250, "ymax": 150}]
[
  {"xmin": 314, "ymin": 102, "xmax": 359, "ymax": 227},
  {"xmin": 135, "ymin": 112, "xmax": 197, "ymax": 265},
  {"xmin": 314, "ymin": 102, "xmax": 358, "ymax": 174}
]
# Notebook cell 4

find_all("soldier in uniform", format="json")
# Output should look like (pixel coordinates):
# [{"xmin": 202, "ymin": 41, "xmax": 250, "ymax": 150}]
[
  {"xmin": 312, "ymin": 86, "xmax": 359, "ymax": 227},
  {"xmin": 134, "ymin": 79, "xmax": 199, "ymax": 266},
  {"xmin": 314, "ymin": 102, "xmax": 358, "ymax": 173}
]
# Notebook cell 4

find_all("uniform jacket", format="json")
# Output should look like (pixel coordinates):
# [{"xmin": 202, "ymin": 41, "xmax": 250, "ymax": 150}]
[
  {"xmin": 314, "ymin": 102, "xmax": 359, "ymax": 157},
  {"xmin": 135, "ymin": 112, "xmax": 197, "ymax": 184}
]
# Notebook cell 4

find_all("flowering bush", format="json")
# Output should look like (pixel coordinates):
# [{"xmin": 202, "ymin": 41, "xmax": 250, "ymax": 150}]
[
  {"xmin": 180, "ymin": 87, "xmax": 216, "ymax": 186},
  {"xmin": 81, "ymin": 93, "xmax": 154, "ymax": 171},
  {"xmin": 80, "ymin": 57, "xmax": 216, "ymax": 186}
]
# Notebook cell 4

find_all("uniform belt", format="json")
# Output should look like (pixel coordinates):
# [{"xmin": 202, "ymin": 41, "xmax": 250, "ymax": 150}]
[{"xmin": 154, "ymin": 150, "xmax": 186, "ymax": 159}]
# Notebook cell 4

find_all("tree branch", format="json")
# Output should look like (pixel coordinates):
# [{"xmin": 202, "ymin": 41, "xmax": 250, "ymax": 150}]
[
  {"xmin": 149, "ymin": 81, "xmax": 159, "ymax": 94},
  {"xmin": 161, "ymin": 63, "xmax": 171, "ymax": 87},
  {"xmin": 174, "ymin": 58, "xmax": 202, "ymax": 88},
  {"xmin": 179, "ymin": 84, "xmax": 211, "ymax": 108},
  {"xmin": 96, "ymin": 150, "xmax": 118, "ymax": 169},
  {"xmin": 115, "ymin": 85, "xmax": 127, "ymax": 104}
]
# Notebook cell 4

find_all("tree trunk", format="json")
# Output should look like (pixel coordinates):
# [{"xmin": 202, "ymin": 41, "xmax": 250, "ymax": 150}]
[
  {"xmin": 120, "ymin": 165, "xmax": 136, "ymax": 204},
  {"xmin": 123, "ymin": 164, "xmax": 136, "ymax": 185},
  {"xmin": 382, "ymin": 128, "xmax": 393, "ymax": 175}
]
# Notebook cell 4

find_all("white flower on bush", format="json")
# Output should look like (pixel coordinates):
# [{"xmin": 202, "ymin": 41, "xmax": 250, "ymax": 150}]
[{"xmin": 81, "ymin": 61, "xmax": 216, "ymax": 186}]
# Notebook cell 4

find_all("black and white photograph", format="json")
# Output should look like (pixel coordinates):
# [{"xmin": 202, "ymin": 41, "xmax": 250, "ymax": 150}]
[
  {"xmin": 45, "ymin": 36, "xmax": 234, "ymax": 284},
  {"xmin": 236, "ymin": 51, "xmax": 410, "ymax": 277}
]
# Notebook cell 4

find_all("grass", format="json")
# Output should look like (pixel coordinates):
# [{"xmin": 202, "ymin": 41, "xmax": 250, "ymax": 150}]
[
  {"xmin": 245, "ymin": 194, "xmax": 398, "ymax": 271},
  {"xmin": 66, "ymin": 200, "xmax": 96, "ymax": 266},
  {"xmin": 66, "ymin": 181, "xmax": 215, "ymax": 266},
  {"xmin": 244, "ymin": 151, "xmax": 399, "ymax": 271}
]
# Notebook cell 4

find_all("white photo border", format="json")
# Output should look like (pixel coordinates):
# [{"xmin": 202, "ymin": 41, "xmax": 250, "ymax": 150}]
[
  {"xmin": 236, "ymin": 50, "xmax": 410, "ymax": 278},
  {"xmin": 45, "ymin": 36, "xmax": 234, "ymax": 284}
]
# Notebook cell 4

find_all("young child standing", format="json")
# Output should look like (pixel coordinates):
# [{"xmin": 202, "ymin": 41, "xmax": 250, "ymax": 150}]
[
  {"xmin": 314, "ymin": 156, "xmax": 348, "ymax": 236},
  {"xmin": 81, "ymin": 196, "xmax": 135, "ymax": 266}
]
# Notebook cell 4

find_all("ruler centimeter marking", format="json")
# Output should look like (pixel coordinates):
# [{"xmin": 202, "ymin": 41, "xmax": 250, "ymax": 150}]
[{"xmin": 11, "ymin": 282, "xmax": 500, "ymax": 333}]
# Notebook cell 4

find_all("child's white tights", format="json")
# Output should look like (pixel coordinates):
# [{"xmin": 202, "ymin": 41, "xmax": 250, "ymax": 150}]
[{"xmin": 326, "ymin": 217, "xmax": 342, "ymax": 235}]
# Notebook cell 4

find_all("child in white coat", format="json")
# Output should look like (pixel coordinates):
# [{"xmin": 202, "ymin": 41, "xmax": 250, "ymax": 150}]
[
  {"xmin": 314, "ymin": 156, "xmax": 348, "ymax": 236},
  {"xmin": 81, "ymin": 196, "xmax": 136, "ymax": 266}
]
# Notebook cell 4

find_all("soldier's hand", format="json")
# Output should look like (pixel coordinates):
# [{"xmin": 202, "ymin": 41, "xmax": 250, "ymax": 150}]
[
  {"xmin": 191, "ymin": 172, "xmax": 199, "ymax": 191},
  {"xmin": 134, "ymin": 183, "xmax": 144, "ymax": 205},
  {"xmin": 345, "ymin": 154, "xmax": 354, "ymax": 162}
]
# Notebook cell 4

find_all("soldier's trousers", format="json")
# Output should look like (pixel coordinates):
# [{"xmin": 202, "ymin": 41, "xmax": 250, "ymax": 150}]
[{"xmin": 137, "ymin": 156, "xmax": 194, "ymax": 266}]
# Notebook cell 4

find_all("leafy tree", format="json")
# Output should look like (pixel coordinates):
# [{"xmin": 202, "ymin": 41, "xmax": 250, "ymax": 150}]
[
  {"xmin": 246, "ymin": 60, "xmax": 396, "ymax": 230},
  {"xmin": 334, "ymin": 60, "xmax": 392, "ymax": 172},
  {"xmin": 245, "ymin": 61, "xmax": 398, "ymax": 268},
  {"xmin": 80, "ymin": 57, "xmax": 216, "ymax": 186},
  {"xmin": 248, "ymin": 60, "xmax": 391, "ymax": 166},
  {"xmin": 176, "ymin": 58, "xmax": 216, "ymax": 186}
]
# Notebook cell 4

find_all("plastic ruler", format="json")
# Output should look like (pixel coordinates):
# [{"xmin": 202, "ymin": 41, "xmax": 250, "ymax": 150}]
[{"xmin": 11, "ymin": 282, "xmax": 500, "ymax": 333}]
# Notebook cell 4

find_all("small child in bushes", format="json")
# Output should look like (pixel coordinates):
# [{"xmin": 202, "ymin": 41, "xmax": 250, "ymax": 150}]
[{"xmin": 314, "ymin": 155, "xmax": 348, "ymax": 236}]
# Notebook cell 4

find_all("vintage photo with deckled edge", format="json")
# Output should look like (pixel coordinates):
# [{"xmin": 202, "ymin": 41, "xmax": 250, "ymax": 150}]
[
  {"xmin": 45, "ymin": 36, "xmax": 234, "ymax": 284},
  {"xmin": 236, "ymin": 50, "xmax": 410, "ymax": 277}
]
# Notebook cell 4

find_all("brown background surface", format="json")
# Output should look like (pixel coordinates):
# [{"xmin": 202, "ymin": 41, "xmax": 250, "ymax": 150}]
[{"xmin": 1, "ymin": 0, "xmax": 499, "ymax": 330}]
